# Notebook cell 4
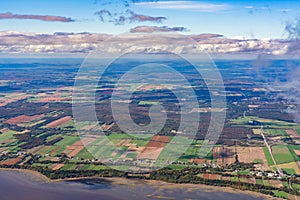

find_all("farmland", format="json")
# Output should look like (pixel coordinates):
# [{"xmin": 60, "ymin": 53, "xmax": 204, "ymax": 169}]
[{"xmin": 0, "ymin": 59, "xmax": 299, "ymax": 199}]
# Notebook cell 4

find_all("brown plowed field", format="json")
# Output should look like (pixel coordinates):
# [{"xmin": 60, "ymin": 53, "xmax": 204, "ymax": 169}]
[
  {"xmin": 137, "ymin": 136, "xmax": 170, "ymax": 160},
  {"xmin": 213, "ymin": 146, "xmax": 269, "ymax": 169},
  {"xmin": 46, "ymin": 116, "xmax": 72, "ymax": 128},
  {"xmin": 40, "ymin": 97, "xmax": 71, "ymax": 102},
  {"xmin": 5, "ymin": 114, "xmax": 44, "ymax": 124},
  {"xmin": 0, "ymin": 157, "xmax": 22, "ymax": 166},
  {"xmin": 203, "ymin": 174, "xmax": 221, "ymax": 180},
  {"xmin": 64, "ymin": 137, "xmax": 95, "ymax": 158}
]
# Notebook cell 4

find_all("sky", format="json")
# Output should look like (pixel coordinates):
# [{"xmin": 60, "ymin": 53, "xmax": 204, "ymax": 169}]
[{"xmin": 0, "ymin": 0, "xmax": 300, "ymax": 39}]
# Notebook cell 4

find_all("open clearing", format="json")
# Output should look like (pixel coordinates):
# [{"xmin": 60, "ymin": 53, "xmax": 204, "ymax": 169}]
[{"xmin": 213, "ymin": 146, "xmax": 270, "ymax": 169}]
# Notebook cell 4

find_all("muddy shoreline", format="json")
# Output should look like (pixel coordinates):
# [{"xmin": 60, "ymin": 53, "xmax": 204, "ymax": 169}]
[{"xmin": 0, "ymin": 168, "xmax": 281, "ymax": 199}]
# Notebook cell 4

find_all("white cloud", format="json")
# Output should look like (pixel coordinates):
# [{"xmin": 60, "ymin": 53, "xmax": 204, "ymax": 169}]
[
  {"xmin": 135, "ymin": 1, "xmax": 231, "ymax": 12},
  {"xmin": 245, "ymin": 6, "xmax": 254, "ymax": 9}
]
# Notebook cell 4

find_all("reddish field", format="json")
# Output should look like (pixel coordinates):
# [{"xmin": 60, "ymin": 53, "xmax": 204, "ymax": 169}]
[
  {"xmin": 0, "ymin": 94, "xmax": 28, "ymax": 107},
  {"xmin": 294, "ymin": 150, "xmax": 300, "ymax": 156},
  {"xmin": 269, "ymin": 180, "xmax": 283, "ymax": 188},
  {"xmin": 151, "ymin": 136, "xmax": 170, "ymax": 143},
  {"xmin": 286, "ymin": 129, "xmax": 299, "ymax": 137},
  {"xmin": 101, "ymin": 123, "xmax": 115, "ymax": 131},
  {"xmin": 146, "ymin": 141, "xmax": 166, "ymax": 148},
  {"xmin": 0, "ymin": 157, "xmax": 22, "ymax": 166},
  {"xmin": 39, "ymin": 97, "xmax": 71, "ymax": 102},
  {"xmin": 137, "ymin": 136, "xmax": 170, "ymax": 160},
  {"xmin": 145, "ymin": 136, "xmax": 170, "ymax": 148},
  {"xmin": 203, "ymin": 174, "xmax": 221, "ymax": 180},
  {"xmin": 64, "ymin": 138, "xmax": 95, "ymax": 158},
  {"xmin": 247, "ymin": 178, "xmax": 256, "ymax": 184},
  {"xmin": 136, "ymin": 85, "xmax": 171, "ymax": 91},
  {"xmin": 51, "ymin": 164, "xmax": 64, "ymax": 170},
  {"xmin": 189, "ymin": 158, "xmax": 206, "ymax": 164},
  {"xmin": 46, "ymin": 116, "xmax": 72, "ymax": 128},
  {"xmin": 5, "ymin": 114, "xmax": 44, "ymax": 124},
  {"xmin": 138, "ymin": 147, "xmax": 164, "ymax": 160}
]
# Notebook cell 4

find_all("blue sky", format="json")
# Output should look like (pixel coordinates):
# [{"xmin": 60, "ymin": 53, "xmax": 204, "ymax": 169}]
[{"xmin": 0, "ymin": 0, "xmax": 299, "ymax": 39}]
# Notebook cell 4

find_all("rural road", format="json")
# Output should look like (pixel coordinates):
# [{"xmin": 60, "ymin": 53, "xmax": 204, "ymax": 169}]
[{"xmin": 259, "ymin": 125, "xmax": 283, "ymax": 176}]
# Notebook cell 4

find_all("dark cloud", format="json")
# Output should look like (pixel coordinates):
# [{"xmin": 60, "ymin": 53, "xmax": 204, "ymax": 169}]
[
  {"xmin": 95, "ymin": 9, "xmax": 166, "ymax": 25},
  {"xmin": 128, "ymin": 11, "xmax": 166, "ymax": 23},
  {"xmin": 0, "ymin": 12, "xmax": 75, "ymax": 22},
  {"xmin": 285, "ymin": 18, "xmax": 300, "ymax": 39},
  {"xmin": 94, "ymin": 9, "xmax": 112, "ymax": 22},
  {"xmin": 130, "ymin": 25, "xmax": 187, "ymax": 33},
  {"xmin": 284, "ymin": 18, "xmax": 300, "ymax": 54}
]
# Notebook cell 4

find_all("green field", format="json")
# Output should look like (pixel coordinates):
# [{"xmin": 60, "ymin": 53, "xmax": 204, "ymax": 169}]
[
  {"xmin": 272, "ymin": 190, "xmax": 288, "ymax": 199},
  {"xmin": 36, "ymin": 146, "xmax": 57, "ymax": 155},
  {"xmin": 253, "ymin": 159, "xmax": 263, "ymax": 164},
  {"xmin": 75, "ymin": 148, "xmax": 95, "ymax": 160},
  {"xmin": 265, "ymin": 129, "xmax": 287, "ymax": 136},
  {"xmin": 262, "ymin": 147, "xmax": 274, "ymax": 166},
  {"xmin": 256, "ymin": 179, "xmax": 263, "ymax": 185},
  {"xmin": 126, "ymin": 152, "xmax": 137, "ymax": 159},
  {"xmin": 0, "ymin": 130, "xmax": 17, "ymax": 141},
  {"xmin": 138, "ymin": 101, "xmax": 160, "ymax": 105},
  {"xmin": 32, "ymin": 163, "xmax": 51, "ymax": 168},
  {"xmin": 272, "ymin": 145, "xmax": 296, "ymax": 164},
  {"xmin": 262, "ymin": 179, "xmax": 271, "ymax": 186},
  {"xmin": 230, "ymin": 116, "xmax": 300, "ymax": 129},
  {"xmin": 55, "ymin": 136, "xmax": 80, "ymax": 146},
  {"xmin": 283, "ymin": 168, "xmax": 296, "ymax": 175},
  {"xmin": 61, "ymin": 164, "xmax": 77, "ymax": 170},
  {"xmin": 292, "ymin": 183, "xmax": 300, "ymax": 190}
]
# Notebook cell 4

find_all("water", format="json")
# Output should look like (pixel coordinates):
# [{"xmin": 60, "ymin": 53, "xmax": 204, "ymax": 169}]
[{"xmin": 0, "ymin": 171, "xmax": 267, "ymax": 200}]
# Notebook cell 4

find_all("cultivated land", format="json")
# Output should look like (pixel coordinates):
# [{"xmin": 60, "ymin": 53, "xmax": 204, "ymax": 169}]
[{"xmin": 0, "ymin": 58, "xmax": 299, "ymax": 199}]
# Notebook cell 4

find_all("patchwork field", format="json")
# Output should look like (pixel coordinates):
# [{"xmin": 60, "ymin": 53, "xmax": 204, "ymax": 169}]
[
  {"xmin": 271, "ymin": 145, "xmax": 297, "ymax": 165},
  {"xmin": 0, "ymin": 93, "xmax": 29, "ymax": 107},
  {"xmin": 213, "ymin": 146, "xmax": 270, "ymax": 169},
  {"xmin": 138, "ymin": 136, "xmax": 170, "ymax": 160},
  {"xmin": 277, "ymin": 162, "xmax": 300, "ymax": 174},
  {"xmin": 63, "ymin": 137, "xmax": 96, "ymax": 158}
]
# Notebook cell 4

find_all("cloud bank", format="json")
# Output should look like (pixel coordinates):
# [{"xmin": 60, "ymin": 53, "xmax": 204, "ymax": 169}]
[
  {"xmin": 130, "ymin": 25, "xmax": 187, "ymax": 33},
  {"xmin": 0, "ymin": 12, "xmax": 75, "ymax": 22},
  {"xmin": 0, "ymin": 31, "xmax": 290, "ymax": 56}
]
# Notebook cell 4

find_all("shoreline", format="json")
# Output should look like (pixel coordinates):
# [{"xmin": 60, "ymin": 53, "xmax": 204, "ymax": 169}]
[{"xmin": 0, "ymin": 168, "xmax": 280, "ymax": 200}]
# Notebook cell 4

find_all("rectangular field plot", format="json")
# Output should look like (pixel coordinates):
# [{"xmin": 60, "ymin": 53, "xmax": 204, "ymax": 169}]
[
  {"xmin": 213, "ymin": 146, "xmax": 270, "ymax": 169},
  {"xmin": 272, "ymin": 145, "xmax": 297, "ymax": 165},
  {"xmin": 45, "ymin": 116, "xmax": 72, "ymax": 128},
  {"xmin": 265, "ymin": 129, "xmax": 287, "ymax": 136},
  {"xmin": 0, "ymin": 129, "xmax": 17, "ymax": 143},
  {"xmin": 263, "ymin": 147, "xmax": 275, "ymax": 166},
  {"xmin": 230, "ymin": 116, "xmax": 300, "ymax": 129},
  {"xmin": 277, "ymin": 162, "xmax": 300, "ymax": 174}
]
